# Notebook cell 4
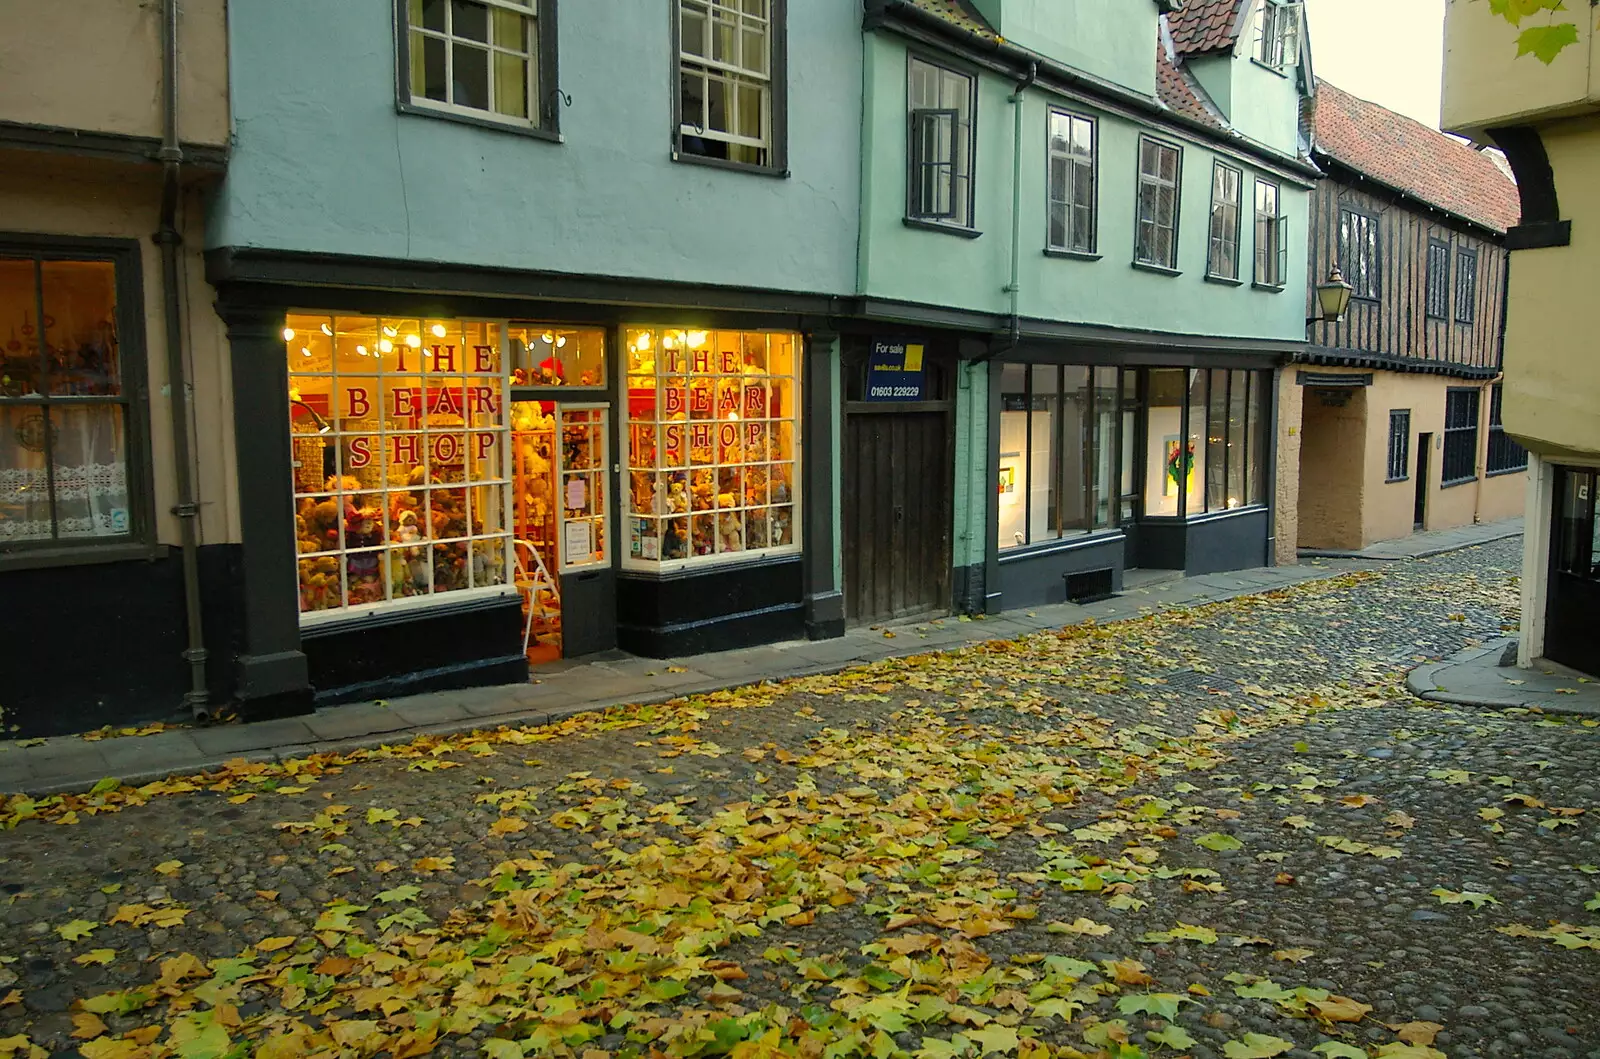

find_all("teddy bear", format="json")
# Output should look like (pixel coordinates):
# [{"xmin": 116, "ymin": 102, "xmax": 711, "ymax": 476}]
[
  {"xmin": 746, "ymin": 511, "xmax": 770, "ymax": 550},
  {"xmin": 662, "ymin": 518, "xmax": 687, "ymax": 560},
  {"xmin": 771, "ymin": 508, "xmax": 793, "ymax": 547},
  {"xmin": 717, "ymin": 512, "xmax": 743, "ymax": 553},
  {"xmin": 299, "ymin": 555, "xmax": 340, "ymax": 611},
  {"xmin": 302, "ymin": 499, "xmax": 341, "ymax": 552},
  {"xmin": 295, "ymin": 514, "xmax": 321, "ymax": 554},
  {"xmin": 691, "ymin": 470, "xmax": 715, "ymax": 511},
  {"xmin": 666, "ymin": 477, "xmax": 690, "ymax": 515},
  {"xmin": 690, "ymin": 516, "xmax": 715, "ymax": 557}
]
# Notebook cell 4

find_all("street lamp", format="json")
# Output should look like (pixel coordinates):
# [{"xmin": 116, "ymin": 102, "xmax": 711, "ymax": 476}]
[{"xmin": 1308, "ymin": 265, "xmax": 1354, "ymax": 325}]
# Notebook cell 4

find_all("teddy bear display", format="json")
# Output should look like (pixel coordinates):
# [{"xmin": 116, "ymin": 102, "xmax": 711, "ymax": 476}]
[
  {"xmin": 745, "ymin": 510, "xmax": 771, "ymax": 550},
  {"xmin": 690, "ymin": 514, "xmax": 716, "ymax": 557},
  {"xmin": 662, "ymin": 518, "xmax": 688, "ymax": 560},
  {"xmin": 690, "ymin": 470, "xmax": 715, "ymax": 512},
  {"xmin": 717, "ymin": 512, "xmax": 743, "ymax": 553}
]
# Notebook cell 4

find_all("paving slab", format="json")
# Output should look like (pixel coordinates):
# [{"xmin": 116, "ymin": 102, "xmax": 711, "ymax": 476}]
[
  {"xmin": 189, "ymin": 718, "xmax": 319, "ymax": 756},
  {"xmin": 1301, "ymin": 516, "xmax": 1523, "ymax": 560},
  {"xmin": 1407, "ymin": 637, "xmax": 1600, "ymax": 715}
]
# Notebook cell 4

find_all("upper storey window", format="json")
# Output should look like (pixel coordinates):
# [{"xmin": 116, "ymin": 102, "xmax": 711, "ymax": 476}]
[
  {"xmin": 401, "ymin": 0, "xmax": 558, "ymax": 132},
  {"xmin": 1255, "ymin": 0, "xmax": 1302, "ymax": 70}
]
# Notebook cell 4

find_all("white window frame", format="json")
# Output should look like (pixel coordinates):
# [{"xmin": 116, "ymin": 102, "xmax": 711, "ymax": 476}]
[
  {"xmin": 399, "ymin": 0, "xmax": 547, "ymax": 130},
  {"xmin": 621, "ymin": 328, "xmax": 802, "ymax": 574},
  {"xmin": 1046, "ymin": 110, "xmax": 1098, "ymax": 254},
  {"xmin": 1256, "ymin": 0, "xmax": 1302, "ymax": 70},
  {"xmin": 677, "ymin": 0, "xmax": 775, "ymax": 164},
  {"xmin": 554, "ymin": 403, "xmax": 611, "ymax": 574},
  {"xmin": 289, "ymin": 315, "xmax": 517, "ymax": 628},
  {"xmin": 1253, "ymin": 178, "xmax": 1286, "ymax": 288}
]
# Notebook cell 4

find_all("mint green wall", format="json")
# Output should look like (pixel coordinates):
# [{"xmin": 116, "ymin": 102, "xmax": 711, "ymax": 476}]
[
  {"xmin": 969, "ymin": 0, "xmax": 1158, "ymax": 98},
  {"xmin": 1228, "ymin": 59, "xmax": 1303, "ymax": 156},
  {"xmin": 859, "ymin": 34, "xmax": 1311, "ymax": 343},
  {"xmin": 1188, "ymin": 55, "xmax": 1233, "ymax": 118},
  {"xmin": 952, "ymin": 361, "xmax": 990, "ymax": 573}
]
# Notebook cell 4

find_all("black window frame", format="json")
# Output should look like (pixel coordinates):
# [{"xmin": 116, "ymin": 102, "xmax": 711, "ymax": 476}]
[
  {"xmin": 1252, "ymin": 177, "xmax": 1287, "ymax": 289},
  {"xmin": 1455, "ymin": 247, "xmax": 1479, "ymax": 324},
  {"xmin": 1442, "ymin": 387, "xmax": 1481, "ymax": 487},
  {"xmin": 1424, "ymin": 238, "xmax": 1450, "ymax": 319},
  {"xmin": 1045, "ymin": 109, "xmax": 1099, "ymax": 257},
  {"xmin": 394, "ymin": 0, "xmax": 563, "ymax": 142},
  {"xmin": 1206, "ymin": 161, "xmax": 1242, "ymax": 282},
  {"xmin": 672, "ymin": 0, "xmax": 790, "ymax": 176},
  {"xmin": 1386, "ymin": 409, "xmax": 1411, "ymax": 483},
  {"xmin": 905, "ymin": 53, "xmax": 978, "ymax": 232},
  {"xmin": 1337, "ymin": 206, "xmax": 1381, "ymax": 300},
  {"xmin": 0, "ymin": 233, "xmax": 156, "ymax": 569},
  {"xmin": 1134, "ymin": 135, "xmax": 1183, "ymax": 273},
  {"xmin": 1485, "ymin": 383, "xmax": 1528, "ymax": 475}
]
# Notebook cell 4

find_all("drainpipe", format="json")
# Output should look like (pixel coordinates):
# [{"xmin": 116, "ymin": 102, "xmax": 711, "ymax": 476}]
[
  {"xmin": 978, "ymin": 60, "xmax": 1038, "ymax": 366},
  {"xmin": 156, "ymin": 0, "xmax": 211, "ymax": 719}
]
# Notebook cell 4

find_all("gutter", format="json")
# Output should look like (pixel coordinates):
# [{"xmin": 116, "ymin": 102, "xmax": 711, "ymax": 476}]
[
  {"xmin": 156, "ymin": 0, "xmax": 212, "ymax": 719},
  {"xmin": 866, "ymin": 0, "xmax": 1322, "ymax": 183}
]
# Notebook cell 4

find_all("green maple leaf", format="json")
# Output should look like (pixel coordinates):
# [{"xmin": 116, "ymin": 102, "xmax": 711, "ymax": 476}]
[
  {"xmin": 1147, "ymin": 1026, "xmax": 1197, "ymax": 1050},
  {"xmin": 1584, "ymin": 892, "xmax": 1600, "ymax": 911},
  {"xmin": 1116, "ymin": 993, "xmax": 1185, "ymax": 1020},
  {"xmin": 1313, "ymin": 1044, "xmax": 1367, "ymax": 1059},
  {"xmin": 1031, "ymin": 997, "xmax": 1081, "ymax": 1021},
  {"xmin": 1518, "ymin": 22, "xmax": 1581, "ymax": 64},
  {"xmin": 966, "ymin": 1024, "xmax": 1020, "ymax": 1055},
  {"xmin": 1195, "ymin": 832, "xmax": 1243, "ymax": 852},
  {"xmin": 375, "ymin": 884, "xmax": 421, "ymax": 904},
  {"xmin": 913, "ymin": 1038, "xmax": 970, "ymax": 1059},
  {"xmin": 1223, "ymin": 1033, "xmax": 1295, "ymax": 1058},
  {"xmin": 481, "ymin": 1039, "xmax": 525, "ymax": 1059},
  {"xmin": 1431, "ymin": 888, "xmax": 1496, "ymax": 909}
]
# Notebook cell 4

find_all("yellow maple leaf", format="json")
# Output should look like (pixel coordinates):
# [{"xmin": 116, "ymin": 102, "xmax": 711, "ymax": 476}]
[
  {"xmin": 256, "ymin": 936, "xmax": 297, "ymax": 952},
  {"xmin": 413, "ymin": 855, "xmax": 456, "ymax": 872},
  {"xmin": 70, "ymin": 1013, "xmax": 107, "ymax": 1040},
  {"xmin": 153, "ymin": 860, "xmax": 183, "ymax": 876},
  {"xmin": 73, "ymin": 949, "xmax": 116, "ymax": 967},
  {"xmin": 489, "ymin": 817, "xmax": 528, "ymax": 836}
]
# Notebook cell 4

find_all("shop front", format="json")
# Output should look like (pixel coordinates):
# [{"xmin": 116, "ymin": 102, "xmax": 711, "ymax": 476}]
[
  {"xmin": 986, "ymin": 358, "xmax": 1276, "ymax": 612},
  {"xmin": 211, "ymin": 278, "xmax": 841, "ymax": 716}
]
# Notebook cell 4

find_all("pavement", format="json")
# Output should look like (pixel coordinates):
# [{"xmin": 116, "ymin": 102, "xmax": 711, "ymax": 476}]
[
  {"xmin": 1408, "ymin": 637, "xmax": 1600, "ymax": 715},
  {"xmin": 1298, "ymin": 515, "xmax": 1524, "ymax": 560},
  {"xmin": 0, "ymin": 558, "xmax": 1370, "ymax": 797}
]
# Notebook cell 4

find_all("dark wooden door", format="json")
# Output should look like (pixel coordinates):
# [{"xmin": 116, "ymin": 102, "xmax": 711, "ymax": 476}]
[
  {"xmin": 843, "ymin": 410, "xmax": 952, "ymax": 625},
  {"xmin": 1414, "ymin": 433, "xmax": 1431, "ymax": 528},
  {"xmin": 1548, "ymin": 467, "xmax": 1600, "ymax": 675}
]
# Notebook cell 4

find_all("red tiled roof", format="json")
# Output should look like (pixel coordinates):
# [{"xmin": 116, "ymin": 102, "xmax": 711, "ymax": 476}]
[
  {"xmin": 1156, "ymin": 44, "xmax": 1224, "ymax": 129},
  {"xmin": 1313, "ymin": 79, "xmax": 1521, "ymax": 233},
  {"xmin": 1167, "ymin": 0, "xmax": 1247, "ymax": 56}
]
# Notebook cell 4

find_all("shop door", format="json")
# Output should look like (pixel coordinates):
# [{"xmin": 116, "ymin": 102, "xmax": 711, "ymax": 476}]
[
  {"xmin": 511, "ymin": 401, "xmax": 615, "ymax": 662},
  {"xmin": 1547, "ymin": 467, "xmax": 1600, "ymax": 675},
  {"xmin": 843, "ymin": 410, "xmax": 953, "ymax": 624},
  {"xmin": 1415, "ymin": 434, "xmax": 1431, "ymax": 529}
]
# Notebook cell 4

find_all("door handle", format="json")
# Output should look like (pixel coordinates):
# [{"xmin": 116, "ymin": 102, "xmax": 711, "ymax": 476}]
[{"xmin": 894, "ymin": 505, "xmax": 905, "ymax": 524}]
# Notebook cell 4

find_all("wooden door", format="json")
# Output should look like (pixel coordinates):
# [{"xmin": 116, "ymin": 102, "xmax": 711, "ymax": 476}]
[{"xmin": 843, "ymin": 410, "xmax": 952, "ymax": 624}]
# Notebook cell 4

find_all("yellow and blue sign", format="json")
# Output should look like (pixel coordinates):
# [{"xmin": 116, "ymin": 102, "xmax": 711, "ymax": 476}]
[{"xmin": 865, "ymin": 340, "xmax": 927, "ymax": 401}]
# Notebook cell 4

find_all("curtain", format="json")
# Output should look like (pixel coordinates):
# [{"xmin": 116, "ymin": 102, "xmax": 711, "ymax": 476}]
[{"xmin": 0, "ymin": 404, "xmax": 128, "ymax": 541}]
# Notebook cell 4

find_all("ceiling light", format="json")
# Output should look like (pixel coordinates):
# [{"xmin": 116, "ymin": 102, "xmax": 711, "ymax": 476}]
[
  {"xmin": 431, "ymin": 323, "xmax": 448, "ymax": 338},
  {"xmin": 282, "ymin": 328, "xmax": 295, "ymax": 342}
]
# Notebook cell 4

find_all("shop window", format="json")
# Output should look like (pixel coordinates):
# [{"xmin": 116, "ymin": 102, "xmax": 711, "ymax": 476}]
[
  {"xmin": 1135, "ymin": 137, "xmax": 1182, "ymax": 271},
  {"xmin": 286, "ymin": 315, "xmax": 512, "ymax": 618},
  {"xmin": 1143, "ymin": 368, "xmax": 1268, "ymax": 517},
  {"xmin": 1046, "ymin": 110, "xmax": 1097, "ymax": 254},
  {"xmin": 400, "ymin": 0, "xmax": 557, "ymax": 130},
  {"xmin": 677, "ymin": 0, "xmax": 785, "ymax": 170},
  {"xmin": 996, "ymin": 364, "xmax": 1118, "ymax": 550},
  {"xmin": 1485, "ymin": 384, "xmax": 1527, "ymax": 475},
  {"xmin": 507, "ymin": 325, "xmax": 605, "ymax": 387},
  {"xmin": 907, "ymin": 56, "xmax": 976, "ymax": 229},
  {"xmin": 1442, "ymin": 387, "xmax": 1480, "ymax": 486},
  {"xmin": 0, "ymin": 252, "xmax": 142, "ymax": 549},
  {"xmin": 1207, "ymin": 162, "xmax": 1241, "ymax": 280},
  {"xmin": 623, "ymin": 328, "xmax": 799, "ymax": 569}
]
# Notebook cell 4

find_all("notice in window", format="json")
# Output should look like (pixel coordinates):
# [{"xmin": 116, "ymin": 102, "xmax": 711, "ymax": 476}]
[{"xmin": 865, "ymin": 341, "xmax": 926, "ymax": 402}]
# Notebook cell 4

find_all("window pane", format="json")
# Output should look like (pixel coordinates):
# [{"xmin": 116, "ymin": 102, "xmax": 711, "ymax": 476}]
[
  {"xmin": 1227, "ymin": 369, "xmax": 1247, "ymax": 507},
  {"xmin": 452, "ymin": 43, "xmax": 489, "ymax": 110},
  {"xmin": 706, "ymin": 75, "xmax": 729, "ymax": 133},
  {"xmin": 742, "ymin": 26, "xmax": 767, "ymax": 75},
  {"xmin": 1031, "ymin": 365, "xmax": 1061, "ymax": 541},
  {"xmin": 1093, "ymin": 366, "xmax": 1117, "ymax": 530},
  {"xmin": 492, "ymin": 8, "xmax": 526, "ymax": 51},
  {"xmin": 680, "ymin": 69, "xmax": 705, "ymax": 130},
  {"xmin": 1205, "ymin": 369, "xmax": 1226, "ymax": 512},
  {"xmin": 414, "ymin": 32, "xmax": 447, "ymax": 101},
  {"xmin": 42, "ymin": 260, "xmax": 119, "ymax": 397},
  {"xmin": 0, "ymin": 404, "xmax": 55, "ymax": 541},
  {"xmin": 0, "ymin": 258, "xmax": 40, "ymax": 398},
  {"xmin": 50, "ymin": 404, "xmax": 131, "ymax": 539},
  {"xmin": 509, "ymin": 325, "xmax": 606, "ymax": 387},
  {"xmin": 712, "ymin": 7, "xmax": 735, "ymax": 64},
  {"xmin": 451, "ymin": 0, "xmax": 488, "ymax": 41},
  {"xmin": 493, "ymin": 52, "xmax": 528, "ymax": 118},
  {"xmin": 997, "ymin": 364, "xmax": 1028, "ymax": 548},
  {"xmin": 1249, "ymin": 372, "xmax": 1270, "ymax": 504},
  {"xmin": 681, "ymin": 1, "xmax": 706, "ymax": 57},
  {"xmin": 1057, "ymin": 366, "xmax": 1087, "ymax": 534},
  {"xmin": 1144, "ymin": 369, "xmax": 1191, "ymax": 517},
  {"xmin": 411, "ymin": 0, "xmax": 446, "ymax": 32},
  {"xmin": 736, "ymin": 82, "xmax": 763, "ymax": 140}
]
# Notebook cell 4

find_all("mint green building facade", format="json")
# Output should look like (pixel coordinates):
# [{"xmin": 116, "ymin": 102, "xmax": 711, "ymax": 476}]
[{"xmin": 839, "ymin": 0, "xmax": 1316, "ymax": 622}]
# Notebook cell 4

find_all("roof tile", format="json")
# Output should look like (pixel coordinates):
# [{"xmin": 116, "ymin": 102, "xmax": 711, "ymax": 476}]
[
  {"xmin": 1313, "ymin": 79, "xmax": 1520, "ymax": 233},
  {"xmin": 1167, "ymin": 0, "xmax": 1247, "ymax": 56},
  {"xmin": 1156, "ymin": 45, "xmax": 1225, "ymax": 130}
]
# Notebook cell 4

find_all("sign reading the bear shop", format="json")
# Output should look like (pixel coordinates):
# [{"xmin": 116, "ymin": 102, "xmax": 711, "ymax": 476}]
[
  {"xmin": 865, "ymin": 341, "xmax": 926, "ymax": 401},
  {"xmin": 345, "ymin": 431, "xmax": 495, "ymax": 469}
]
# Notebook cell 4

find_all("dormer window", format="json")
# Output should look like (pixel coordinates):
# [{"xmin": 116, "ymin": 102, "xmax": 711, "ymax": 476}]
[{"xmin": 1256, "ymin": 0, "xmax": 1301, "ymax": 70}]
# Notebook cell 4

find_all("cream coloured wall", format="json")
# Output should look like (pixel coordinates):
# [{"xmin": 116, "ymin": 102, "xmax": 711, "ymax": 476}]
[
  {"xmin": 0, "ymin": 0, "xmax": 229, "ymax": 146},
  {"xmin": 1442, "ymin": 0, "xmax": 1597, "ymax": 135},
  {"xmin": 1296, "ymin": 385, "xmax": 1366, "ymax": 551},
  {"xmin": 1499, "ymin": 114, "xmax": 1600, "ymax": 464},
  {"xmin": 0, "ymin": 151, "xmax": 239, "ymax": 548},
  {"xmin": 1274, "ymin": 369, "xmax": 1302, "ymax": 565}
]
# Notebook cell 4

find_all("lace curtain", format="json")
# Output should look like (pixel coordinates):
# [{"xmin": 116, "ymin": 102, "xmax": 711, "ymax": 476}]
[{"xmin": 0, "ymin": 405, "xmax": 129, "ymax": 541}]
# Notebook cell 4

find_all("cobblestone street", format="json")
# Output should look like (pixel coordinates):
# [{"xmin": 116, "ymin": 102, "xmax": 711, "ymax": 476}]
[{"xmin": 5, "ymin": 539, "xmax": 1599, "ymax": 1059}]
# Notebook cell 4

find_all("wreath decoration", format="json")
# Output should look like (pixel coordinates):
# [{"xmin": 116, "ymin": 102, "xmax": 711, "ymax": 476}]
[{"xmin": 1166, "ymin": 440, "xmax": 1196, "ymax": 488}]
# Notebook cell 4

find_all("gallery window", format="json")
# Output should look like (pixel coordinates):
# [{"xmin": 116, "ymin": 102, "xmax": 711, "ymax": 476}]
[
  {"xmin": 0, "ymin": 249, "xmax": 144, "ymax": 550},
  {"xmin": 1337, "ymin": 207, "xmax": 1380, "ymax": 299},
  {"xmin": 1253, "ymin": 179, "xmax": 1287, "ymax": 288},
  {"xmin": 1143, "ymin": 368, "xmax": 1269, "ymax": 518},
  {"xmin": 1135, "ymin": 138, "xmax": 1182, "ymax": 271},
  {"xmin": 1046, "ymin": 110, "xmax": 1097, "ymax": 254},
  {"xmin": 286, "ymin": 315, "xmax": 513, "ymax": 618},
  {"xmin": 1442, "ymin": 387, "xmax": 1480, "ymax": 487},
  {"xmin": 1387, "ymin": 409, "xmax": 1411, "ymax": 482},
  {"xmin": 676, "ymin": 0, "xmax": 785, "ymax": 169},
  {"xmin": 623, "ymin": 327, "xmax": 799, "ymax": 570},
  {"xmin": 1425, "ymin": 240, "xmax": 1450, "ymax": 319},
  {"xmin": 400, "ymin": 0, "xmax": 557, "ymax": 130},
  {"xmin": 1485, "ymin": 384, "xmax": 1527, "ymax": 475},
  {"xmin": 1207, "ymin": 162, "xmax": 1242, "ymax": 281},
  {"xmin": 1455, "ymin": 248, "xmax": 1478, "ymax": 324},
  {"xmin": 996, "ymin": 365, "xmax": 1118, "ymax": 550},
  {"xmin": 907, "ymin": 56, "xmax": 976, "ymax": 229}
]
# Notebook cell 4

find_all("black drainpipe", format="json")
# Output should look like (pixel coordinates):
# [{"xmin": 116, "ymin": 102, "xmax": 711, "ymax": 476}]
[{"xmin": 156, "ymin": 0, "xmax": 211, "ymax": 719}]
